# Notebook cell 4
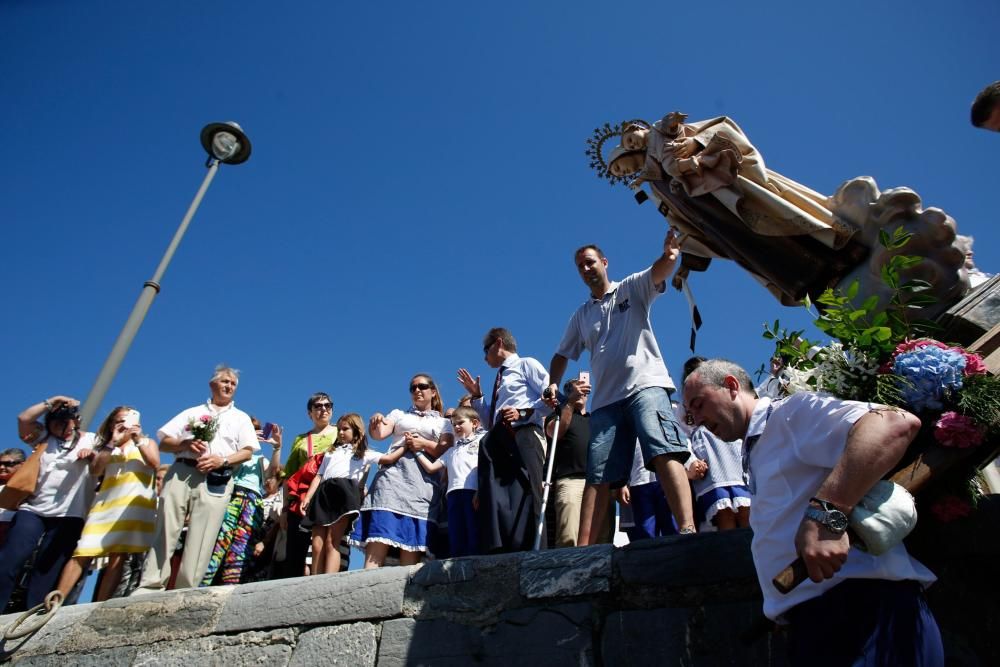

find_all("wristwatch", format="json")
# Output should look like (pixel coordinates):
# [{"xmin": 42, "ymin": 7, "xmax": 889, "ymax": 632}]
[{"xmin": 804, "ymin": 498, "xmax": 849, "ymax": 535}]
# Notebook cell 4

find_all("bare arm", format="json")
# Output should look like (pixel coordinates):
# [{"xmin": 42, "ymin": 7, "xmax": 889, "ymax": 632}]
[
  {"xmin": 545, "ymin": 354, "xmax": 569, "ymax": 404},
  {"xmin": 428, "ymin": 431, "xmax": 454, "ymax": 458},
  {"xmin": 377, "ymin": 444, "xmax": 408, "ymax": 466},
  {"xmin": 650, "ymin": 228, "xmax": 681, "ymax": 287},
  {"xmin": 412, "ymin": 449, "xmax": 444, "ymax": 474},
  {"xmin": 137, "ymin": 436, "xmax": 160, "ymax": 469},
  {"xmin": 262, "ymin": 424, "xmax": 283, "ymax": 479},
  {"xmin": 89, "ymin": 446, "xmax": 115, "ymax": 477},
  {"xmin": 159, "ymin": 435, "xmax": 205, "ymax": 455},
  {"xmin": 368, "ymin": 413, "xmax": 395, "ymax": 441},
  {"xmin": 18, "ymin": 395, "xmax": 77, "ymax": 443},
  {"xmin": 795, "ymin": 408, "xmax": 921, "ymax": 582},
  {"xmin": 301, "ymin": 473, "xmax": 322, "ymax": 512}
]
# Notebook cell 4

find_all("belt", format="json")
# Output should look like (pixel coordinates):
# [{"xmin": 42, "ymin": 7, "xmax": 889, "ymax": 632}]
[{"xmin": 176, "ymin": 458, "xmax": 198, "ymax": 467}]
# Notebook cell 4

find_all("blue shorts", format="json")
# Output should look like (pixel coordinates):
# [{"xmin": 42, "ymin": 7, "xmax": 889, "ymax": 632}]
[{"xmin": 587, "ymin": 387, "xmax": 689, "ymax": 486}]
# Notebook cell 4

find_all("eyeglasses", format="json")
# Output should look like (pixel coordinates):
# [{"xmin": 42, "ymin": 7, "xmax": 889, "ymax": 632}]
[
  {"xmin": 483, "ymin": 340, "xmax": 495, "ymax": 354},
  {"xmin": 311, "ymin": 402, "xmax": 333, "ymax": 412},
  {"xmin": 409, "ymin": 383, "xmax": 432, "ymax": 393},
  {"xmin": 0, "ymin": 461, "xmax": 20, "ymax": 468}
]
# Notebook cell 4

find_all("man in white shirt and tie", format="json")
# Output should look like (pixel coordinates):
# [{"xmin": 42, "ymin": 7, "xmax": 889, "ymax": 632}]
[{"xmin": 458, "ymin": 327, "xmax": 550, "ymax": 547}]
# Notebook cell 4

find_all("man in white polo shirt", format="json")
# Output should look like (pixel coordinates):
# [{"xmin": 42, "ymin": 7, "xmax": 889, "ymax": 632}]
[
  {"xmin": 547, "ymin": 229, "xmax": 695, "ymax": 545},
  {"xmin": 683, "ymin": 359, "xmax": 942, "ymax": 664},
  {"xmin": 136, "ymin": 365, "xmax": 259, "ymax": 592}
]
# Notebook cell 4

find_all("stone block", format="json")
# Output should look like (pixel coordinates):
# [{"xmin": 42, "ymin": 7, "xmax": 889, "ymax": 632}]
[
  {"xmin": 131, "ymin": 628, "xmax": 295, "ymax": 666},
  {"xmin": 402, "ymin": 553, "xmax": 522, "ymax": 622},
  {"xmin": 378, "ymin": 602, "xmax": 594, "ymax": 666},
  {"xmin": 9, "ymin": 646, "xmax": 138, "ymax": 666},
  {"xmin": 616, "ymin": 530, "xmax": 756, "ymax": 586},
  {"xmin": 54, "ymin": 587, "xmax": 233, "ymax": 652},
  {"xmin": 289, "ymin": 622, "xmax": 379, "ymax": 666},
  {"xmin": 215, "ymin": 566, "xmax": 412, "ymax": 633},
  {"xmin": 520, "ymin": 544, "xmax": 612, "ymax": 599},
  {"xmin": 601, "ymin": 604, "xmax": 787, "ymax": 667},
  {"xmin": 0, "ymin": 599, "xmax": 96, "ymax": 658}
]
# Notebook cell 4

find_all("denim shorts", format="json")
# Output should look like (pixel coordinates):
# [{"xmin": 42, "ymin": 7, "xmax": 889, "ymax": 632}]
[{"xmin": 587, "ymin": 386, "xmax": 689, "ymax": 486}]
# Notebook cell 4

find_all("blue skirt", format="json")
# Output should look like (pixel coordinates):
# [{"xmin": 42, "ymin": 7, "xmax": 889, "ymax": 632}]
[
  {"xmin": 696, "ymin": 485, "xmax": 752, "ymax": 525},
  {"xmin": 351, "ymin": 509, "xmax": 432, "ymax": 554}
]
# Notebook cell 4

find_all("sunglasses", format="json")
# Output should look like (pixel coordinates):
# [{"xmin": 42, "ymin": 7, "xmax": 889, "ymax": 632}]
[
  {"xmin": 483, "ymin": 340, "xmax": 495, "ymax": 353},
  {"xmin": 409, "ymin": 382, "xmax": 433, "ymax": 393},
  {"xmin": 311, "ymin": 402, "xmax": 333, "ymax": 411},
  {"xmin": 0, "ymin": 461, "xmax": 20, "ymax": 468}
]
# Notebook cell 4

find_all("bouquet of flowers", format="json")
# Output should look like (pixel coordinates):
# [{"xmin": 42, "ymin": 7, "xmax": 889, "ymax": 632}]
[
  {"xmin": 186, "ymin": 414, "xmax": 219, "ymax": 443},
  {"xmin": 763, "ymin": 228, "xmax": 1000, "ymax": 522}
]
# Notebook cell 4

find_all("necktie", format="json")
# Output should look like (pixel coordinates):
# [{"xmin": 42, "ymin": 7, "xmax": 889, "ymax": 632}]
[{"xmin": 488, "ymin": 367, "xmax": 504, "ymax": 428}]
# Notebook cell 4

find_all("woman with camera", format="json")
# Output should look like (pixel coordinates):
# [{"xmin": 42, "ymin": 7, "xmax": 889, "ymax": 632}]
[
  {"xmin": 0, "ymin": 397, "xmax": 99, "ymax": 610},
  {"xmin": 54, "ymin": 406, "xmax": 159, "ymax": 602}
]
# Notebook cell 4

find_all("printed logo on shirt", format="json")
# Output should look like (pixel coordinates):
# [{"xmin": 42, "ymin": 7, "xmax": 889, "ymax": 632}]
[{"xmin": 617, "ymin": 299, "xmax": 630, "ymax": 313}]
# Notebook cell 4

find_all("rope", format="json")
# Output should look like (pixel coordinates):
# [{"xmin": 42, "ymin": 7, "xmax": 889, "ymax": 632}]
[{"xmin": 2, "ymin": 590, "xmax": 63, "ymax": 641}]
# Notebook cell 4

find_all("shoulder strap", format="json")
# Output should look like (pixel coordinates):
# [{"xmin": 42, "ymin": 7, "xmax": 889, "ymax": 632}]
[{"xmin": 307, "ymin": 433, "xmax": 313, "ymax": 457}]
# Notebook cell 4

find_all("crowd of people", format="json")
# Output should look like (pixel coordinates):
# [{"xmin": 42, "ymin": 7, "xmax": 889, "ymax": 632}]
[
  {"xmin": 0, "ymin": 232, "xmax": 756, "ymax": 616},
  {"xmin": 0, "ymin": 220, "xmax": 959, "ymax": 663}
]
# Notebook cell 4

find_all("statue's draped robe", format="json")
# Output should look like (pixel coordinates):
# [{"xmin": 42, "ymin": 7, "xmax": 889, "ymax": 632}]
[{"xmin": 640, "ymin": 116, "xmax": 867, "ymax": 304}]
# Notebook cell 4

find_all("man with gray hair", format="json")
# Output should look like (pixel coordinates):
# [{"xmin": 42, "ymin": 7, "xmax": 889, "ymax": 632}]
[
  {"xmin": 136, "ymin": 365, "xmax": 259, "ymax": 592},
  {"xmin": 682, "ymin": 358, "xmax": 941, "ymax": 664}
]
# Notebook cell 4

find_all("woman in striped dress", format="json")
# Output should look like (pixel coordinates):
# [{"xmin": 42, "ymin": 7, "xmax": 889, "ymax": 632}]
[{"xmin": 55, "ymin": 406, "xmax": 159, "ymax": 602}]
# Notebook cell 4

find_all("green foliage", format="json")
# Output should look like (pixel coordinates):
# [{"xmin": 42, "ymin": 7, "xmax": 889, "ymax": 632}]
[
  {"xmin": 807, "ymin": 227, "xmax": 938, "ymax": 357},
  {"xmin": 957, "ymin": 374, "xmax": 1000, "ymax": 437}
]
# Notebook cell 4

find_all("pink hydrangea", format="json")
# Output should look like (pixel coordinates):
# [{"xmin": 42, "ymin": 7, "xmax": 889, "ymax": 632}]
[
  {"xmin": 962, "ymin": 352, "xmax": 988, "ymax": 376},
  {"xmin": 933, "ymin": 411, "xmax": 984, "ymax": 448},
  {"xmin": 929, "ymin": 495, "xmax": 973, "ymax": 523}
]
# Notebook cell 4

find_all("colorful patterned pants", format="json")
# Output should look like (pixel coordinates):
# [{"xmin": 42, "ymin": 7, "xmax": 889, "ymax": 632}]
[{"xmin": 200, "ymin": 487, "xmax": 263, "ymax": 586}]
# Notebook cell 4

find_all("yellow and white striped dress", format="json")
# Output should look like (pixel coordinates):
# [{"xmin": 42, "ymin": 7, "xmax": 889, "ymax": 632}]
[{"xmin": 73, "ymin": 439, "xmax": 157, "ymax": 557}]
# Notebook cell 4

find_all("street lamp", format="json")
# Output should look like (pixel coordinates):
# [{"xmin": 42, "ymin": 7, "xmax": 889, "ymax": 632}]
[{"xmin": 78, "ymin": 122, "xmax": 252, "ymax": 430}]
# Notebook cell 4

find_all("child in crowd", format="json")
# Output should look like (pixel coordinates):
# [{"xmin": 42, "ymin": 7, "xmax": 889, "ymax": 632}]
[
  {"xmin": 689, "ymin": 426, "xmax": 750, "ymax": 531},
  {"xmin": 55, "ymin": 407, "xmax": 159, "ymax": 602},
  {"xmin": 201, "ymin": 416, "xmax": 281, "ymax": 586},
  {"xmin": 302, "ymin": 413, "xmax": 405, "ymax": 574},
  {"xmin": 410, "ymin": 406, "xmax": 483, "ymax": 557}
]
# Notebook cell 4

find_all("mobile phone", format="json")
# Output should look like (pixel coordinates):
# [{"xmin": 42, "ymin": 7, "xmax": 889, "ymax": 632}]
[
  {"xmin": 122, "ymin": 409, "xmax": 140, "ymax": 429},
  {"xmin": 578, "ymin": 371, "xmax": 590, "ymax": 385},
  {"xmin": 261, "ymin": 422, "xmax": 275, "ymax": 440}
]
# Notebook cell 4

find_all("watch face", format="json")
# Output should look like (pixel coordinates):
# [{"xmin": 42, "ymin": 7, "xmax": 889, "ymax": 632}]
[
  {"xmin": 828, "ymin": 511, "xmax": 849, "ymax": 532},
  {"xmin": 806, "ymin": 506, "xmax": 849, "ymax": 534}
]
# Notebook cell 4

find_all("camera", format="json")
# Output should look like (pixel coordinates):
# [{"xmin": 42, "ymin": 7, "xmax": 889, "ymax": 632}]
[{"xmin": 49, "ymin": 403, "xmax": 80, "ymax": 422}]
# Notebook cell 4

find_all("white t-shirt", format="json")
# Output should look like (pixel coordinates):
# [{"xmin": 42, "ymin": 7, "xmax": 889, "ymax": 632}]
[
  {"xmin": 158, "ymin": 400, "xmax": 260, "ymax": 460},
  {"xmin": 439, "ymin": 432, "xmax": 482, "ymax": 494},
  {"xmin": 318, "ymin": 446, "xmax": 382, "ymax": 483},
  {"xmin": 556, "ymin": 268, "xmax": 675, "ymax": 411},
  {"xmin": 747, "ymin": 393, "xmax": 936, "ymax": 621},
  {"xmin": 21, "ymin": 431, "xmax": 98, "ymax": 518}
]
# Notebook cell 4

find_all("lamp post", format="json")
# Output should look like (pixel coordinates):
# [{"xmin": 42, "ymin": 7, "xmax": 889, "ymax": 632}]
[{"xmin": 78, "ymin": 122, "xmax": 252, "ymax": 430}]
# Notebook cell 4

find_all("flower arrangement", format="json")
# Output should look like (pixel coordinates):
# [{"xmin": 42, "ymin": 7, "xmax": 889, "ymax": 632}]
[
  {"xmin": 186, "ymin": 414, "xmax": 219, "ymax": 443},
  {"xmin": 763, "ymin": 227, "xmax": 1000, "ymax": 523}
]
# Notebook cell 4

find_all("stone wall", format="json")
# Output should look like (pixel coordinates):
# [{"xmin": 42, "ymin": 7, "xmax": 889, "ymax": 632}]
[{"xmin": 1, "ymin": 522, "xmax": 996, "ymax": 665}]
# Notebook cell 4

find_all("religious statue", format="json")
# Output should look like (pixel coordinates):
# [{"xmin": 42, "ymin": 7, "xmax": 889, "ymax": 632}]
[{"xmin": 587, "ymin": 114, "xmax": 971, "ymax": 319}]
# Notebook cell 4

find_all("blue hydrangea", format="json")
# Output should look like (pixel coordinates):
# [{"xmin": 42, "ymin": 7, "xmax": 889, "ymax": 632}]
[{"xmin": 893, "ymin": 346, "xmax": 966, "ymax": 412}]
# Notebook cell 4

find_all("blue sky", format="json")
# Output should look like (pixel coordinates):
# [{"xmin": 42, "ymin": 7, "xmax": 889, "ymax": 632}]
[{"xmin": 1, "ymin": 2, "xmax": 997, "ymax": 577}]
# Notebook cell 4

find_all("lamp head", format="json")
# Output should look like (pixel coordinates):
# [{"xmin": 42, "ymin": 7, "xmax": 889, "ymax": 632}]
[{"xmin": 200, "ymin": 121, "xmax": 252, "ymax": 165}]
